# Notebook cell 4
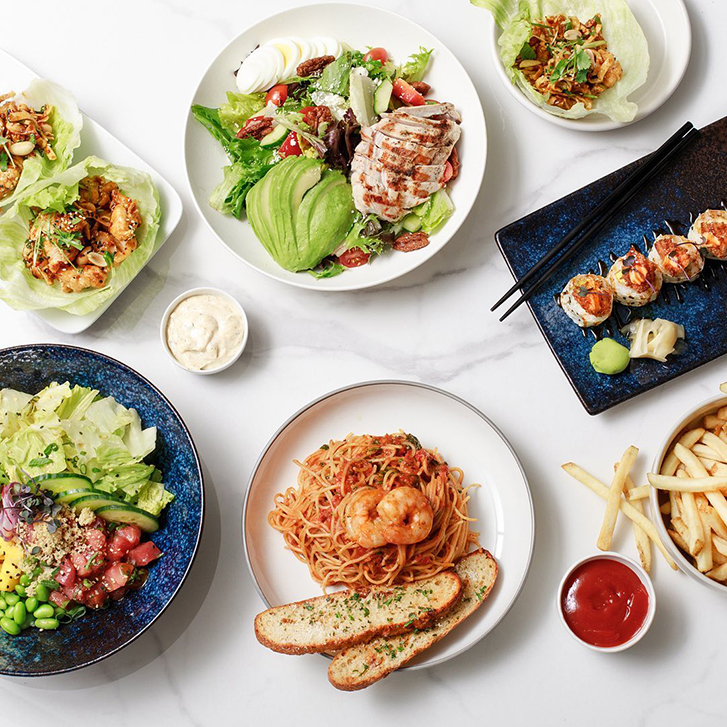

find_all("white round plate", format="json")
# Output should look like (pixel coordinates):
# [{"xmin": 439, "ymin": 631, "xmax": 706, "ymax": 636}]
[
  {"xmin": 185, "ymin": 3, "xmax": 487, "ymax": 291},
  {"xmin": 489, "ymin": 0, "xmax": 691, "ymax": 132},
  {"xmin": 243, "ymin": 381, "xmax": 534, "ymax": 670}
]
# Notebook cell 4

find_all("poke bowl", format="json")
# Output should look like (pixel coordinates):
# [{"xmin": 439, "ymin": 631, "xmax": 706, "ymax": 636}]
[{"xmin": 0, "ymin": 344, "xmax": 204, "ymax": 676}]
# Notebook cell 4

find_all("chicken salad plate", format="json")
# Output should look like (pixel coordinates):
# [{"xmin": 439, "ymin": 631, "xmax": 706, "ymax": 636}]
[
  {"xmin": 185, "ymin": 3, "xmax": 486, "ymax": 290},
  {"xmin": 243, "ymin": 381, "xmax": 534, "ymax": 679},
  {"xmin": 0, "ymin": 50, "xmax": 183, "ymax": 335}
]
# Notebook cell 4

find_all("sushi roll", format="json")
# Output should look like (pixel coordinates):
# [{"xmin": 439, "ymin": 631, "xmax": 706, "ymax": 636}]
[
  {"xmin": 688, "ymin": 209, "xmax": 727, "ymax": 260},
  {"xmin": 648, "ymin": 234, "xmax": 704, "ymax": 283},
  {"xmin": 607, "ymin": 246, "xmax": 662, "ymax": 306},
  {"xmin": 560, "ymin": 273, "xmax": 614, "ymax": 328}
]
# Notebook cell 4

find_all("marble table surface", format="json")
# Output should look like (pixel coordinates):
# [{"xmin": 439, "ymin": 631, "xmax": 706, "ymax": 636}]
[{"xmin": 2, "ymin": 0, "xmax": 726, "ymax": 724}]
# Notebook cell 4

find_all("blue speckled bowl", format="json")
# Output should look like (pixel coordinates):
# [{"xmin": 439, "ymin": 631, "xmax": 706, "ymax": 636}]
[{"xmin": 0, "ymin": 344, "xmax": 204, "ymax": 676}]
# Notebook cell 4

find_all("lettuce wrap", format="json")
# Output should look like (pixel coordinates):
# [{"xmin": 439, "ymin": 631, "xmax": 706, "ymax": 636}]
[
  {"xmin": 1, "ymin": 79, "xmax": 82, "ymax": 209},
  {"xmin": 473, "ymin": 0, "xmax": 649, "ymax": 122},
  {"xmin": 0, "ymin": 155, "xmax": 161, "ymax": 315}
]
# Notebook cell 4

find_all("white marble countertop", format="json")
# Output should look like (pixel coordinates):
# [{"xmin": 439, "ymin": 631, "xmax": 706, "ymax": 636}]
[{"xmin": 2, "ymin": 0, "xmax": 726, "ymax": 723}]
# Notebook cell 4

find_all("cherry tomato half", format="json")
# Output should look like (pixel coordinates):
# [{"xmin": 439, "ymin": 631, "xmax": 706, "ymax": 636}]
[
  {"xmin": 363, "ymin": 47, "xmax": 389, "ymax": 64},
  {"xmin": 265, "ymin": 84, "xmax": 288, "ymax": 107},
  {"xmin": 338, "ymin": 248, "xmax": 371, "ymax": 267},
  {"xmin": 392, "ymin": 78, "xmax": 426, "ymax": 107},
  {"xmin": 278, "ymin": 132, "xmax": 302, "ymax": 158},
  {"xmin": 442, "ymin": 161, "xmax": 454, "ymax": 184}
]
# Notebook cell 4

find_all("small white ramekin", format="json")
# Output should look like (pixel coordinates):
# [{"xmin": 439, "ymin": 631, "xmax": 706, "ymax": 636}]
[
  {"xmin": 650, "ymin": 393, "xmax": 727, "ymax": 594},
  {"xmin": 160, "ymin": 286, "xmax": 249, "ymax": 375},
  {"xmin": 556, "ymin": 551, "xmax": 656, "ymax": 652}
]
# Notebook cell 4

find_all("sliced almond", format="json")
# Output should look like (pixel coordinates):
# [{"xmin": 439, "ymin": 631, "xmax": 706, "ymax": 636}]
[
  {"xmin": 563, "ymin": 29, "xmax": 581, "ymax": 41},
  {"xmin": 86, "ymin": 251, "xmax": 108, "ymax": 267},
  {"xmin": 519, "ymin": 60, "xmax": 541, "ymax": 68},
  {"xmin": 7, "ymin": 140, "xmax": 35, "ymax": 156}
]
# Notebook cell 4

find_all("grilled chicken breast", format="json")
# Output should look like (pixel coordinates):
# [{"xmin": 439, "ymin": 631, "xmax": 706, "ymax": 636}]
[{"xmin": 350, "ymin": 103, "xmax": 461, "ymax": 222}]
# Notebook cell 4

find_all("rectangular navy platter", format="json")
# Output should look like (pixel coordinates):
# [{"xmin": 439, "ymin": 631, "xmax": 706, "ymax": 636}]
[{"xmin": 495, "ymin": 116, "xmax": 727, "ymax": 415}]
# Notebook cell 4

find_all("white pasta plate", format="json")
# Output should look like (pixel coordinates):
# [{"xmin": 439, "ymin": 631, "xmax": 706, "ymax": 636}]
[
  {"xmin": 0, "ymin": 50, "xmax": 183, "ymax": 334},
  {"xmin": 243, "ymin": 381, "xmax": 534, "ymax": 671},
  {"xmin": 184, "ymin": 3, "xmax": 487, "ymax": 291},
  {"xmin": 488, "ymin": 0, "xmax": 691, "ymax": 132}
]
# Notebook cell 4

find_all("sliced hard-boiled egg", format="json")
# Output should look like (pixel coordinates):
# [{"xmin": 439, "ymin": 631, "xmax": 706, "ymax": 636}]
[
  {"xmin": 264, "ymin": 37, "xmax": 302, "ymax": 79},
  {"xmin": 236, "ymin": 52, "xmax": 267, "ymax": 94},
  {"xmin": 251, "ymin": 45, "xmax": 285, "ymax": 92},
  {"xmin": 312, "ymin": 36, "xmax": 342, "ymax": 57},
  {"xmin": 290, "ymin": 37, "xmax": 314, "ymax": 63}
]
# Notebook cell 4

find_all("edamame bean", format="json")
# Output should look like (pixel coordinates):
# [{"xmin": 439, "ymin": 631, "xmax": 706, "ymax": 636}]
[
  {"xmin": 25, "ymin": 597, "xmax": 38, "ymax": 613},
  {"xmin": 34, "ymin": 618, "xmax": 59, "ymax": 630},
  {"xmin": 14, "ymin": 584, "xmax": 26, "ymax": 597},
  {"xmin": 4, "ymin": 593, "xmax": 19, "ymax": 607},
  {"xmin": 22, "ymin": 614, "xmax": 34, "ymax": 630},
  {"xmin": 0, "ymin": 617, "xmax": 20, "ymax": 635},
  {"xmin": 0, "ymin": 595, "xmax": 6, "ymax": 610},
  {"xmin": 19, "ymin": 574, "xmax": 30, "ymax": 587},
  {"xmin": 32, "ymin": 567, "xmax": 42, "ymax": 577},
  {"xmin": 35, "ymin": 584, "xmax": 49, "ymax": 602},
  {"xmin": 33, "ymin": 604, "xmax": 54, "ymax": 619},
  {"xmin": 12, "ymin": 601, "xmax": 26, "ymax": 626}
]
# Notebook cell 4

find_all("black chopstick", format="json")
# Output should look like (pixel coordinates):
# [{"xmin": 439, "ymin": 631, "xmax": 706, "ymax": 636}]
[
  {"xmin": 498, "ymin": 125, "xmax": 699, "ymax": 323},
  {"xmin": 491, "ymin": 121, "xmax": 695, "ymax": 313}
]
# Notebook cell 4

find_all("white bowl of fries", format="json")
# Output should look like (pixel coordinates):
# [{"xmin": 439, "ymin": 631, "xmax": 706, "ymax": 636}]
[{"xmin": 648, "ymin": 383, "xmax": 727, "ymax": 592}]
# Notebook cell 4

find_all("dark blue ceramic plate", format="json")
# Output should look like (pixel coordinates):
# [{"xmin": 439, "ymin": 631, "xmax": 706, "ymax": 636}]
[
  {"xmin": 0, "ymin": 344, "xmax": 204, "ymax": 676},
  {"xmin": 495, "ymin": 116, "xmax": 727, "ymax": 415}
]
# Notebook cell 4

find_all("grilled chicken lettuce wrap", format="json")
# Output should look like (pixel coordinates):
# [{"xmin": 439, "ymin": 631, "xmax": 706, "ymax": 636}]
[
  {"xmin": 0, "ymin": 155, "xmax": 160, "ymax": 315},
  {"xmin": 0, "ymin": 79, "xmax": 82, "ymax": 209},
  {"xmin": 473, "ymin": 0, "xmax": 649, "ymax": 122}
]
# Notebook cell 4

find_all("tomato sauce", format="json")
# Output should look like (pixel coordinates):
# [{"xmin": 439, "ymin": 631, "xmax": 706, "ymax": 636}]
[{"xmin": 561, "ymin": 558, "xmax": 649, "ymax": 648}]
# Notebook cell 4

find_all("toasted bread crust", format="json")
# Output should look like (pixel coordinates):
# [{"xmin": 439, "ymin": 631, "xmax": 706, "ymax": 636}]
[
  {"xmin": 328, "ymin": 549, "xmax": 498, "ymax": 690},
  {"xmin": 254, "ymin": 570, "xmax": 463, "ymax": 656}
]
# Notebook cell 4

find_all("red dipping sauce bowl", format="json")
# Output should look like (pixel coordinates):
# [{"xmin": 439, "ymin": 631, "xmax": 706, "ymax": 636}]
[{"xmin": 557, "ymin": 552, "xmax": 656, "ymax": 652}]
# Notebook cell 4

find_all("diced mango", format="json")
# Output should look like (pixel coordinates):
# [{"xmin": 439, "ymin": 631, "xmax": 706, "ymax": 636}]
[{"xmin": 0, "ymin": 540, "xmax": 24, "ymax": 591}]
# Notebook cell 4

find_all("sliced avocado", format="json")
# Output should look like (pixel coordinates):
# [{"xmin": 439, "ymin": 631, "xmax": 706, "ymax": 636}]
[{"xmin": 246, "ymin": 167, "xmax": 276, "ymax": 255}]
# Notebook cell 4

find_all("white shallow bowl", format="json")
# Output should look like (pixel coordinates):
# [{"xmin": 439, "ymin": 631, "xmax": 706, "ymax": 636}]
[
  {"xmin": 160, "ymin": 287, "xmax": 249, "ymax": 375},
  {"xmin": 185, "ymin": 2, "xmax": 487, "ymax": 291},
  {"xmin": 489, "ymin": 0, "xmax": 691, "ymax": 132},
  {"xmin": 557, "ymin": 552, "xmax": 656, "ymax": 652},
  {"xmin": 650, "ymin": 393, "xmax": 727, "ymax": 594},
  {"xmin": 243, "ymin": 380, "xmax": 534, "ymax": 670}
]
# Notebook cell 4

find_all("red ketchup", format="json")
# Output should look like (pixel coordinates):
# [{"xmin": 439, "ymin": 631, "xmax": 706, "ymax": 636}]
[{"xmin": 561, "ymin": 558, "xmax": 649, "ymax": 648}]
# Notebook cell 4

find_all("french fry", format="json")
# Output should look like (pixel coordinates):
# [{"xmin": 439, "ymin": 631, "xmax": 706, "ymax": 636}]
[
  {"xmin": 703, "ymin": 415, "xmax": 725, "ymax": 430},
  {"xmin": 660, "ymin": 501, "xmax": 671, "ymax": 515},
  {"xmin": 598, "ymin": 446, "xmax": 639, "ymax": 551},
  {"xmin": 670, "ymin": 490, "xmax": 681, "ymax": 520},
  {"xmin": 647, "ymin": 473, "xmax": 727, "ymax": 492},
  {"xmin": 668, "ymin": 528, "xmax": 689, "ymax": 553},
  {"xmin": 706, "ymin": 562, "xmax": 727, "ymax": 581},
  {"xmin": 705, "ymin": 492, "xmax": 727, "ymax": 531},
  {"xmin": 695, "ymin": 505, "xmax": 713, "ymax": 572},
  {"xmin": 713, "ymin": 535, "xmax": 727, "ymax": 557},
  {"xmin": 624, "ymin": 473, "xmax": 651, "ymax": 572},
  {"xmin": 660, "ymin": 429, "xmax": 705, "ymax": 475},
  {"xmin": 717, "ymin": 405, "xmax": 727, "ymax": 420},
  {"xmin": 562, "ymin": 462, "xmax": 677, "ymax": 569},
  {"xmin": 696, "ymin": 497, "xmax": 727, "ymax": 540},
  {"xmin": 702, "ymin": 431, "xmax": 727, "ymax": 463},
  {"xmin": 692, "ymin": 443, "xmax": 723, "ymax": 462},
  {"xmin": 677, "ymin": 471, "xmax": 704, "ymax": 556},
  {"xmin": 625, "ymin": 485, "xmax": 650, "ymax": 500},
  {"xmin": 671, "ymin": 518, "xmax": 694, "ymax": 555},
  {"xmin": 712, "ymin": 547, "xmax": 727, "ymax": 566},
  {"xmin": 674, "ymin": 443, "xmax": 710, "ymax": 478},
  {"xmin": 700, "ymin": 459, "xmax": 727, "ymax": 476}
]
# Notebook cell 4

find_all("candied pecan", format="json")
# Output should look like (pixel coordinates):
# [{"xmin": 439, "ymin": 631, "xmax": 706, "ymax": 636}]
[
  {"xmin": 302, "ymin": 105, "xmax": 333, "ymax": 132},
  {"xmin": 410, "ymin": 81, "xmax": 431, "ymax": 95},
  {"xmin": 448, "ymin": 147, "xmax": 460, "ymax": 181},
  {"xmin": 297, "ymin": 55, "xmax": 335, "ymax": 77},
  {"xmin": 392, "ymin": 231, "xmax": 430, "ymax": 252},
  {"xmin": 236, "ymin": 116, "xmax": 273, "ymax": 140}
]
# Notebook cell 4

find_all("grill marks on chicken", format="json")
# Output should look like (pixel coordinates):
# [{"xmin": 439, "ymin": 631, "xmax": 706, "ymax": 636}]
[
  {"xmin": 22, "ymin": 175, "xmax": 142, "ymax": 293},
  {"xmin": 350, "ymin": 103, "xmax": 461, "ymax": 222}
]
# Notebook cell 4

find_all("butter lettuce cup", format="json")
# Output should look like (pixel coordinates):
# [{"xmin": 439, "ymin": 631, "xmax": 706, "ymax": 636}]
[
  {"xmin": 0, "ymin": 155, "xmax": 160, "ymax": 316},
  {"xmin": 557, "ymin": 552, "xmax": 656, "ymax": 652},
  {"xmin": 160, "ymin": 287, "xmax": 249, "ymax": 375}
]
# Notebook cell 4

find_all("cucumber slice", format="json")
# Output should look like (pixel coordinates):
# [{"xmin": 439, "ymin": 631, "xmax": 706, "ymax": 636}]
[
  {"xmin": 33, "ymin": 473, "xmax": 92, "ymax": 496},
  {"xmin": 401, "ymin": 213, "xmax": 422, "ymax": 233},
  {"xmin": 95, "ymin": 504, "xmax": 159, "ymax": 533},
  {"xmin": 374, "ymin": 79, "xmax": 393, "ymax": 116},
  {"xmin": 67, "ymin": 491, "xmax": 127, "ymax": 511},
  {"xmin": 259, "ymin": 123, "xmax": 287, "ymax": 147},
  {"xmin": 55, "ymin": 488, "xmax": 96, "ymax": 505}
]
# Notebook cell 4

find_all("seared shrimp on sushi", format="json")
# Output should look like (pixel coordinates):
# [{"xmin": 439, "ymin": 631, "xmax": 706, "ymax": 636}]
[
  {"xmin": 688, "ymin": 209, "xmax": 727, "ymax": 261},
  {"xmin": 607, "ymin": 246, "xmax": 662, "ymax": 306},
  {"xmin": 648, "ymin": 234, "xmax": 704, "ymax": 283},
  {"xmin": 560, "ymin": 273, "xmax": 614, "ymax": 327}
]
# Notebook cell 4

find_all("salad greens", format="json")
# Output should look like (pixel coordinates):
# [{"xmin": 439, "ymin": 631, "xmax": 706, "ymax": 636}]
[
  {"xmin": 472, "ymin": 0, "xmax": 649, "ymax": 122},
  {"xmin": 0, "ymin": 155, "xmax": 161, "ymax": 315},
  {"xmin": 0, "ymin": 79, "xmax": 83, "ymax": 210},
  {"xmin": 397, "ymin": 47, "xmax": 433, "ymax": 83},
  {"xmin": 218, "ymin": 92, "xmax": 266, "ymax": 133},
  {"xmin": 0, "ymin": 382, "xmax": 173, "ymax": 517}
]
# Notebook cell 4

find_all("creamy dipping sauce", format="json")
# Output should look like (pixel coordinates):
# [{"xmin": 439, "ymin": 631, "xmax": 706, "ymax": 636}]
[{"xmin": 166, "ymin": 294, "xmax": 244, "ymax": 371}]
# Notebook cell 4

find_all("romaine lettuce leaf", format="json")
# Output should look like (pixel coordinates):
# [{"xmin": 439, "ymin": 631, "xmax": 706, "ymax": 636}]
[
  {"xmin": 218, "ymin": 91, "xmax": 265, "ymax": 132},
  {"xmin": 0, "ymin": 155, "xmax": 161, "ymax": 315},
  {"xmin": 472, "ymin": 0, "xmax": 649, "ymax": 122},
  {"xmin": 0, "ymin": 79, "xmax": 82, "ymax": 210},
  {"xmin": 419, "ymin": 189, "xmax": 455, "ymax": 234}
]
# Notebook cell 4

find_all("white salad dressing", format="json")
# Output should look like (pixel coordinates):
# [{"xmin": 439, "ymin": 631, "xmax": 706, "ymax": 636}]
[{"xmin": 165, "ymin": 294, "xmax": 245, "ymax": 371}]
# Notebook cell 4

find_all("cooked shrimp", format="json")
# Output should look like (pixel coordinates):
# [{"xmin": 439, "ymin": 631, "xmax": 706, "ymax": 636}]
[
  {"xmin": 344, "ymin": 488, "xmax": 388, "ymax": 548},
  {"xmin": 377, "ymin": 486, "xmax": 433, "ymax": 545},
  {"xmin": 56, "ymin": 264, "xmax": 108, "ymax": 293},
  {"xmin": 0, "ymin": 164, "xmax": 21, "ymax": 201}
]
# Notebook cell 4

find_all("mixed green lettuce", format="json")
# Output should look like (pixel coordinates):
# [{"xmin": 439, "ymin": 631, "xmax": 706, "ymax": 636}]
[
  {"xmin": 0, "ymin": 155, "xmax": 161, "ymax": 315},
  {"xmin": 472, "ymin": 0, "xmax": 649, "ymax": 122},
  {"xmin": 0, "ymin": 382, "xmax": 173, "ymax": 517},
  {"xmin": 0, "ymin": 80, "xmax": 83, "ymax": 210}
]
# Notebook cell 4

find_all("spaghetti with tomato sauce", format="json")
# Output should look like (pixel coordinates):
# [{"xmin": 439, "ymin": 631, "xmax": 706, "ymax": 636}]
[{"xmin": 267, "ymin": 432, "xmax": 479, "ymax": 588}]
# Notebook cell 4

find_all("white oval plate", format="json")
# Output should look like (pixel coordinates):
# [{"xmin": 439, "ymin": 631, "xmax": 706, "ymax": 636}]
[
  {"xmin": 489, "ymin": 0, "xmax": 691, "ymax": 132},
  {"xmin": 243, "ymin": 381, "xmax": 534, "ymax": 670},
  {"xmin": 185, "ymin": 3, "xmax": 487, "ymax": 291}
]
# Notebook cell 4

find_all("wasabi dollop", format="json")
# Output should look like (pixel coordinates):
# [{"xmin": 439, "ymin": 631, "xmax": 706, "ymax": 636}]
[{"xmin": 590, "ymin": 338, "xmax": 630, "ymax": 375}]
